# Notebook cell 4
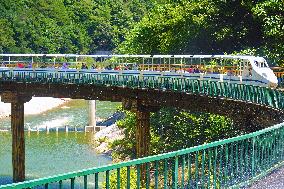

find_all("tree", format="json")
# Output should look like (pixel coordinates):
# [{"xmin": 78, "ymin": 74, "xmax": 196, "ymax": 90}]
[
  {"xmin": 252, "ymin": 0, "xmax": 284, "ymax": 65},
  {"xmin": 110, "ymin": 107, "xmax": 237, "ymax": 160},
  {"xmin": 0, "ymin": 19, "xmax": 16, "ymax": 53},
  {"xmin": 0, "ymin": 0, "xmax": 155, "ymax": 54},
  {"xmin": 118, "ymin": 0, "xmax": 283, "ymax": 65}
]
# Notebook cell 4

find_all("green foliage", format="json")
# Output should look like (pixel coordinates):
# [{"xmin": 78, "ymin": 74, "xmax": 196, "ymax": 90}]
[
  {"xmin": 252, "ymin": 0, "xmax": 284, "ymax": 65},
  {"xmin": 110, "ymin": 110, "xmax": 137, "ymax": 160},
  {"xmin": 0, "ymin": 19, "xmax": 15, "ymax": 53},
  {"xmin": 103, "ymin": 167, "xmax": 138, "ymax": 189},
  {"xmin": 118, "ymin": 0, "xmax": 284, "ymax": 65},
  {"xmin": 110, "ymin": 107, "xmax": 238, "ymax": 160},
  {"xmin": 1, "ymin": 0, "xmax": 283, "ymax": 65},
  {"xmin": 0, "ymin": 0, "xmax": 154, "ymax": 54},
  {"xmin": 150, "ymin": 108, "xmax": 238, "ymax": 154},
  {"xmin": 118, "ymin": 0, "xmax": 257, "ymax": 54}
]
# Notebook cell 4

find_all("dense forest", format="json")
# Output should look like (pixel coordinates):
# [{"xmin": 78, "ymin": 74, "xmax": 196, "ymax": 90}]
[
  {"xmin": 0, "ymin": 0, "xmax": 283, "ymax": 64},
  {"xmin": 0, "ymin": 0, "xmax": 155, "ymax": 54}
]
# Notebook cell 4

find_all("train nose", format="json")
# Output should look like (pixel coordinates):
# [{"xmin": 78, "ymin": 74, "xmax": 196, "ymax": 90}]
[
  {"xmin": 268, "ymin": 75, "xmax": 278, "ymax": 88},
  {"xmin": 269, "ymin": 82, "xmax": 278, "ymax": 88}
]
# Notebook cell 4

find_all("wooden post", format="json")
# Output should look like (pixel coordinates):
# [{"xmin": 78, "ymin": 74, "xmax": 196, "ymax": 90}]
[
  {"xmin": 123, "ymin": 99, "xmax": 160, "ymax": 186},
  {"xmin": 123, "ymin": 99, "xmax": 159, "ymax": 158},
  {"xmin": 136, "ymin": 110, "xmax": 150, "ymax": 158},
  {"xmin": 1, "ymin": 92, "xmax": 31, "ymax": 183},
  {"xmin": 136, "ymin": 109, "xmax": 150, "ymax": 187},
  {"xmin": 11, "ymin": 101, "xmax": 25, "ymax": 182}
]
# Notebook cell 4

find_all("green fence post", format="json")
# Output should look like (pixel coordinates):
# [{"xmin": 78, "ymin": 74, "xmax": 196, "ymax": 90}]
[
  {"xmin": 174, "ymin": 156, "xmax": 178, "ymax": 189},
  {"xmin": 106, "ymin": 170, "xmax": 110, "ymax": 189},
  {"xmin": 127, "ymin": 166, "xmax": 131, "ymax": 189},
  {"xmin": 195, "ymin": 152, "xmax": 199, "ymax": 189},
  {"xmin": 187, "ymin": 154, "xmax": 192, "ymax": 188},
  {"xmin": 71, "ymin": 178, "xmax": 75, "ymax": 189},
  {"xmin": 201, "ymin": 150, "xmax": 205, "ymax": 188},
  {"xmin": 136, "ymin": 165, "xmax": 140, "ymax": 189},
  {"xmin": 84, "ymin": 175, "xmax": 87, "ymax": 189},
  {"xmin": 251, "ymin": 137, "xmax": 256, "ymax": 177},
  {"xmin": 181, "ymin": 155, "xmax": 185, "ymax": 189},
  {"xmin": 155, "ymin": 161, "xmax": 159, "ymax": 189},
  {"xmin": 164, "ymin": 160, "xmax": 168, "ymax": 189}
]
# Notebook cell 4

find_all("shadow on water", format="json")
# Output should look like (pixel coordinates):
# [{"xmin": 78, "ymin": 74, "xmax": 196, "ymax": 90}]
[{"xmin": 0, "ymin": 176, "xmax": 12, "ymax": 186}]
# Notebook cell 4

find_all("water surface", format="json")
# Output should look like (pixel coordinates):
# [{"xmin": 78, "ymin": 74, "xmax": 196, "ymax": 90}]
[{"xmin": 0, "ymin": 100, "xmax": 121, "ymax": 185}]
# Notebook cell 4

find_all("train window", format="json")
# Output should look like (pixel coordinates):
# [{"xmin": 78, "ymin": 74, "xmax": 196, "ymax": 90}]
[{"xmin": 254, "ymin": 61, "xmax": 268, "ymax": 68}]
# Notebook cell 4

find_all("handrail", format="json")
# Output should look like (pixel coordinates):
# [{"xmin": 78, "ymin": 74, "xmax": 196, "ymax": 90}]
[
  {"xmin": 0, "ymin": 70, "xmax": 283, "ymax": 189},
  {"xmin": 1, "ymin": 122, "xmax": 283, "ymax": 188}
]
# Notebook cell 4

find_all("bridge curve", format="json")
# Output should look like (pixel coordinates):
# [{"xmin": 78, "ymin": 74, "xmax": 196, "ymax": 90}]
[
  {"xmin": 1, "ymin": 80, "xmax": 283, "ymax": 131},
  {"xmin": 0, "ymin": 70, "xmax": 284, "ymax": 188}
]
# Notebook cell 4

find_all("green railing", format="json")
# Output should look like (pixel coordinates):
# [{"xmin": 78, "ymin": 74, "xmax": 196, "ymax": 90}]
[
  {"xmin": 0, "ymin": 71, "xmax": 283, "ymax": 109},
  {"xmin": 0, "ymin": 70, "xmax": 284, "ymax": 189}
]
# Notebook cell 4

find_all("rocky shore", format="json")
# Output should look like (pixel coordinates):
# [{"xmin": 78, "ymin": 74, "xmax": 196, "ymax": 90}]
[{"xmin": 94, "ymin": 124, "xmax": 124, "ymax": 155}]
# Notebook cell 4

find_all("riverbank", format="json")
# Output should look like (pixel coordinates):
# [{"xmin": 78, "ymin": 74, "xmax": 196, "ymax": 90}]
[
  {"xmin": 94, "ymin": 124, "xmax": 124, "ymax": 156},
  {"xmin": 0, "ymin": 97, "xmax": 70, "ymax": 119}
]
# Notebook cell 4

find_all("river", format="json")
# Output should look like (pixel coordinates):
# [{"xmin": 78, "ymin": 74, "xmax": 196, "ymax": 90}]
[{"xmin": 0, "ymin": 100, "xmax": 121, "ymax": 186}]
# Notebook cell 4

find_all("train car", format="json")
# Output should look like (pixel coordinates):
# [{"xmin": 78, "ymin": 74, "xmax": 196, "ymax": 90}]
[{"xmin": 0, "ymin": 54, "xmax": 278, "ymax": 88}]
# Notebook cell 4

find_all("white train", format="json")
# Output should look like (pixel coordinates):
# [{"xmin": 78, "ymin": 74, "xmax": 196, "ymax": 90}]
[{"xmin": 0, "ymin": 54, "xmax": 278, "ymax": 88}]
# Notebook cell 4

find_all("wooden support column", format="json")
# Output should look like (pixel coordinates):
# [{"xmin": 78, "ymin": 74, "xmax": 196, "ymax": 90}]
[
  {"xmin": 132, "ymin": 101, "xmax": 159, "ymax": 186},
  {"xmin": 11, "ymin": 101, "xmax": 25, "ymax": 182},
  {"xmin": 136, "ymin": 110, "xmax": 150, "ymax": 158},
  {"xmin": 123, "ymin": 99, "xmax": 160, "ymax": 158},
  {"xmin": 135, "ymin": 107, "xmax": 151, "ymax": 187},
  {"xmin": 1, "ymin": 92, "xmax": 32, "ymax": 183}
]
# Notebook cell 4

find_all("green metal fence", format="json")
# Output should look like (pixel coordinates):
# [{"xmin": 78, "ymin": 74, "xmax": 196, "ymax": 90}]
[
  {"xmin": 0, "ymin": 70, "xmax": 283, "ymax": 189},
  {"xmin": 0, "ymin": 71, "xmax": 283, "ymax": 109}
]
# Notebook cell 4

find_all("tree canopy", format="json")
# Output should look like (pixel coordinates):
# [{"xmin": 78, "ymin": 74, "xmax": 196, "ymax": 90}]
[
  {"xmin": 0, "ymin": 0, "xmax": 153, "ymax": 54},
  {"xmin": 0, "ymin": 0, "xmax": 283, "ymax": 64},
  {"xmin": 118, "ymin": 0, "xmax": 284, "ymax": 65}
]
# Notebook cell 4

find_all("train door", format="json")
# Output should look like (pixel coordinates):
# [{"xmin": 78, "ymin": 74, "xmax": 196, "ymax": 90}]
[{"xmin": 242, "ymin": 60, "xmax": 252, "ymax": 77}]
